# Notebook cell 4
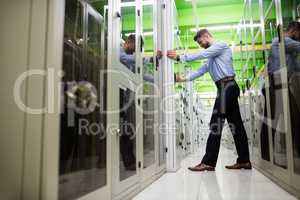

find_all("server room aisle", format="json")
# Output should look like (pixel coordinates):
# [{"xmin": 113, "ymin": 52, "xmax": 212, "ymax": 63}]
[{"xmin": 133, "ymin": 146, "xmax": 297, "ymax": 200}]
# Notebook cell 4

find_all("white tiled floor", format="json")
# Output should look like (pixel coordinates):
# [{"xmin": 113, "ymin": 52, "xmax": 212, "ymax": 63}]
[{"xmin": 133, "ymin": 146, "xmax": 298, "ymax": 200}]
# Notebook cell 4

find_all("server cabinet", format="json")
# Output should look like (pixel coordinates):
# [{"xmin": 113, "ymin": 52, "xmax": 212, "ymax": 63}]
[
  {"xmin": 280, "ymin": 0, "xmax": 300, "ymax": 193},
  {"xmin": 110, "ymin": 0, "xmax": 145, "ymax": 198},
  {"xmin": 109, "ymin": 0, "xmax": 165, "ymax": 199},
  {"xmin": 242, "ymin": 0, "xmax": 300, "ymax": 198},
  {"xmin": 58, "ymin": 1, "xmax": 110, "ymax": 199},
  {"xmin": 0, "ymin": 0, "xmax": 52, "ymax": 199},
  {"xmin": 0, "ymin": 0, "xmax": 112, "ymax": 199},
  {"xmin": 140, "ymin": 0, "xmax": 162, "ymax": 189}
]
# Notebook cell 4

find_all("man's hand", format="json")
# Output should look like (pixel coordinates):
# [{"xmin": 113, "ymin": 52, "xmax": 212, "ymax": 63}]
[
  {"xmin": 167, "ymin": 50, "xmax": 178, "ymax": 60},
  {"xmin": 175, "ymin": 73, "xmax": 186, "ymax": 82},
  {"xmin": 156, "ymin": 50, "xmax": 163, "ymax": 59}
]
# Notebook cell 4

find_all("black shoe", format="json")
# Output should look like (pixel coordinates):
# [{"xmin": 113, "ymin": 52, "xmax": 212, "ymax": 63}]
[{"xmin": 225, "ymin": 162, "xmax": 252, "ymax": 170}]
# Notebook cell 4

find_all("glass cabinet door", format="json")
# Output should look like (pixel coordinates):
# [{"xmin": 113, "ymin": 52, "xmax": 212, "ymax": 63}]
[
  {"xmin": 281, "ymin": 0, "xmax": 300, "ymax": 175},
  {"xmin": 110, "ymin": 75, "xmax": 141, "ymax": 197},
  {"xmin": 261, "ymin": 2, "xmax": 287, "ymax": 169},
  {"xmin": 266, "ymin": 1, "xmax": 288, "ymax": 169},
  {"xmin": 111, "ymin": 0, "xmax": 144, "ymax": 197},
  {"xmin": 142, "ymin": 0, "xmax": 157, "ymax": 169},
  {"xmin": 59, "ymin": 1, "xmax": 108, "ymax": 199},
  {"xmin": 257, "ymin": 1, "xmax": 277, "ymax": 163},
  {"xmin": 260, "ymin": 1, "xmax": 280, "ymax": 166}
]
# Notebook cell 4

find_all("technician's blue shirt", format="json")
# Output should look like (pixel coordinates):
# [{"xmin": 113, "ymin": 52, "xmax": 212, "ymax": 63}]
[
  {"xmin": 120, "ymin": 46, "xmax": 154, "ymax": 82},
  {"xmin": 180, "ymin": 42, "xmax": 235, "ymax": 82}
]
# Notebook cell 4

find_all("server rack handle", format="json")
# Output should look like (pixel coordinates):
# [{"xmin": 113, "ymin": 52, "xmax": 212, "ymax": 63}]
[
  {"xmin": 115, "ymin": 11, "xmax": 121, "ymax": 18},
  {"xmin": 277, "ymin": 24, "xmax": 282, "ymax": 43}
]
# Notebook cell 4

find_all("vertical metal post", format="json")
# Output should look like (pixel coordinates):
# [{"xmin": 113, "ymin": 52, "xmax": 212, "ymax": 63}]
[{"xmin": 275, "ymin": 0, "xmax": 294, "ymax": 175}]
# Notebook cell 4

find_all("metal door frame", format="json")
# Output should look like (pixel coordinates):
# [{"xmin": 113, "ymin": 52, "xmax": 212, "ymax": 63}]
[
  {"xmin": 139, "ymin": 0, "xmax": 161, "ymax": 187},
  {"xmin": 156, "ymin": 0, "xmax": 167, "ymax": 174},
  {"xmin": 279, "ymin": 0, "xmax": 300, "ymax": 192},
  {"xmin": 110, "ymin": 0, "xmax": 144, "ymax": 199}
]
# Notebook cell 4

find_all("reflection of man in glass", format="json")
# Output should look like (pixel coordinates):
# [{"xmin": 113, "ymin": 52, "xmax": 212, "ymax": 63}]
[
  {"xmin": 119, "ymin": 34, "xmax": 162, "ymax": 171},
  {"xmin": 120, "ymin": 34, "xmax": 162, "ymax": 82},
  {"xmin": 120, "ymin": 89, "xmax": 137, "ymax": 171},
  {"xmin": 267, "ymin": 21, "xmax": 300, "ymax": 165},
  {"xmin": 268, "ymin": 22, "xmax": 300, "ymax": 74}
]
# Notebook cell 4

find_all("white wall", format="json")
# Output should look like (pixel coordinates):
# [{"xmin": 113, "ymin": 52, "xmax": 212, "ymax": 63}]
[
  {"xmin": 0, "ymin": 1, "xmax": 32, "ymax": 199},
  {"xmin": 0, "ymin": 1, "xmax": 49, "ymax": 199}
]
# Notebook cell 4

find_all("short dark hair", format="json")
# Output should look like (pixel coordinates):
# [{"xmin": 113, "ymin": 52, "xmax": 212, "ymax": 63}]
[
  {"xmin": 287, "ymin": 21, "xmax": 300, "ymax": 32},
  {"xmin": 127, "ymin": 34, "xmax": 136, "ymax": 43},
  {"xmin": 126, "ymin": 34, "xmax": 144, "ymax": 47},
  {"xmin": 193, "ymin": 29, "xmax": 212, "ymax": 41}
]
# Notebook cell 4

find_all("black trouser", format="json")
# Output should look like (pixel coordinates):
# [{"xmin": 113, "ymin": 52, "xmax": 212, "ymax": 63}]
[
  {"xmin": 120, "ymin": 133, "xmax": 136, "ymax": 168},
  {"xmin": 201, "ymin": 80, "xmax": 250, "ymax": 167},
  {"xmin": 260, "ymin": 87, "xmax": 270, "ymax": 161}
]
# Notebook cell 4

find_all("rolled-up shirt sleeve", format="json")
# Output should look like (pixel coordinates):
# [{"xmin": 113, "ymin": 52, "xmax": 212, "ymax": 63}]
[
  {"xmin": 186, "ymin": 63, "xmax": 209, "ymax": 81},
  {"xmin": 180, "ymin": 42, "xmax": 226, "ymax": 62},
  {"xmin": 143, "ymin": 74, "xmax": 154, "ymax": 83},
  {"xmin": 120, "ymin": 51, "xmax": 135, "ymax": 66},
  {"xmin": 120, "ymin": 52, "xmax": 153, "ymax": 66}
]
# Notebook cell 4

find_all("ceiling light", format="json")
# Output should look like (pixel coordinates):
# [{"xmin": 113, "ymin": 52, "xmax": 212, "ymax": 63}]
[
  {"xmin": 125, "ymin": 32, "xmax": 154, "ymax": 37},
  {"xmin": 121, "ymin": 0, "xmax": 153, "ymax": 7}
]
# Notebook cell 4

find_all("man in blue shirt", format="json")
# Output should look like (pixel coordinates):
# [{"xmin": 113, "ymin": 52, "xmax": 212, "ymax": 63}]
[
  {"xmin": 167, "ymin": 29, "xmax": 251, "ymax": 172},
  {"xmin": 268, "ymin": 22, "xmax": 300, "ymax": 74}
]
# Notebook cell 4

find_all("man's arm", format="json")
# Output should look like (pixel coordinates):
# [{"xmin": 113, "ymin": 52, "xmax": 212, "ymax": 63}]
[
  {"xmin": 120, "ymin": 51, "xmax": 136, "ymax": 66},
  {"xmin": 186, "ymin": 63, "xmax": 209, "ymax": 81},
  {"xmin": 176, "ymin": 63, "xmax": 209, "ymax": 82},
  {"xmin": 143, "ymin": 74, "xmax": 154, "ymax": 83},
  {"xmin": 180, "ymin": 42, "xmax": 227, "ymax": 62}
]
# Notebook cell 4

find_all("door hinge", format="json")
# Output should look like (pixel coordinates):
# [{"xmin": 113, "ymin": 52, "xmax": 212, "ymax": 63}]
[
  {"xmin": 138, "ymin": 98, "xmax": 141, "ymax": 105},
  {"xmin": 138, "ymin": 161, "xmax": 142, "ymax": 168},
  {"xmin": 137, "ymin": 66, "xmax": 141, "ymax": 74},
  {"xmin": 137, "ymin": 9, "xmax": 141, "ymax": 17},
  {"xmin": 165, "ymin": 148, "xmax": 168, "ymax": 153},
  {"xmin": 162, "ymin": 4, "xmax": 166, "ymax": 9}
]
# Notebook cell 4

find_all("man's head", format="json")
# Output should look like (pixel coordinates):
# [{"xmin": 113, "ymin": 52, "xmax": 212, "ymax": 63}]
[
  {"xmin": 286, "ymin": 21, "xmax": 300, "ymax": 41},
  {"xmin": 194, "ymin": 29, "xmax": 214, "ymax": 49},
  {"xmin": 124, "ymin": 34, "xmax": 136, "ymax": 54}
]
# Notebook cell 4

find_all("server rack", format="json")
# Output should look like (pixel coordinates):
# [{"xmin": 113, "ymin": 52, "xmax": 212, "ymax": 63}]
[{"xmin": 238, "ymin": 0, "xmax": 300, "ymax": 198}]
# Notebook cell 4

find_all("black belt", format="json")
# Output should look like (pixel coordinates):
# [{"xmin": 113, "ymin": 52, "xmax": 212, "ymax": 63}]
[{"xmin": 215, "ymin": 76, "xmax": 235, "ymax": 85}]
